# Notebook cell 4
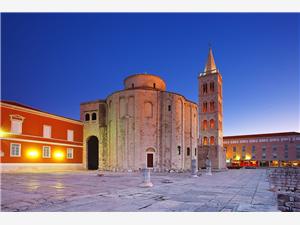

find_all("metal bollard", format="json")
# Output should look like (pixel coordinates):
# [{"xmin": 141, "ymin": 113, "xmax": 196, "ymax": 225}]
[
  {"xmin": 139, "ymin": 168, "xmax": 153, "ymax": 187},
  {"xmin": 191, "ymin": 159, "xmax": 198, "ymax": 177}
]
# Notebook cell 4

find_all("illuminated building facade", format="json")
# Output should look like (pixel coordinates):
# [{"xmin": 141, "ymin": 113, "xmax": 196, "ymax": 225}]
[
  {"xmin": 0, "ymin": 100, "xmax": 83, "ymax": 171},
  {"xmin": 224, "ymin": 132, "xmax": 300, "ymax": 167},
  {"xmin": 80, "ymin": 74, "xmax": 198, "ymax": 171}
]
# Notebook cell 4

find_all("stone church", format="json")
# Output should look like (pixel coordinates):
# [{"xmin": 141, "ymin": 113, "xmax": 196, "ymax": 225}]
[{"xmin": 80, "ymin": 48, "xmax": 226, "ymax": 171}]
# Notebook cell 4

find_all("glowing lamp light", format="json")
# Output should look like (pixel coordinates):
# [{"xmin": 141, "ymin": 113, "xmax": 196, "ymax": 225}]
[
  {"xmin": 54, "ymin": 151, "xmax": 64, "ymax": 160},
  {"xmin": 27, "ymin": 150, "xmax": 39, "ymax": 158},
  {"xmin": 226, "ymin": 159, "xmax": 230, "ymax": 163},
  {"xmin": 235, "ymin": 156, "xmax": 240, "ymax": 161},
  {"xmin": 0, "ymin": 129, "xmax": 8, "ymax": 138},
  {"xmin": 245, "ymin": 155, "xmax": 251, "ymax": 160}
]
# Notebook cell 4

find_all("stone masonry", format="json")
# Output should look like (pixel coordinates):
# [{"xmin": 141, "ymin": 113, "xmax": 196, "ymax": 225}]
[{"xmin": 268, "ymin": 167, "xmax": 300, "ymax": 212}]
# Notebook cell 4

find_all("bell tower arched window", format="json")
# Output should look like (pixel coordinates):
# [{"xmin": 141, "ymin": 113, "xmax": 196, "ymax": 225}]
[
  {"xmin": 203, "ymin": 83, "xmax": 208, "ymax": 94},
  {"xmin": 203, "ymin": 120, "xmax": 208, "ymax": 130},
  {"xmin": 203, "ymin": 137, "xmax": 208, "ymax": 145},
  {"xmin": 210, "ymin": 119, "xmax": 215, "ymax": 129},
  {"xmin": 210, "ymin": 82, "xmax": 215, "ymax": 93},
  {"xmin": 210, "ymin": 101, "xmax": 215, "ymax": 112},
  {"xmin": 203, "ymin": 102, "xmax": 208, "ymax": 112},
  {"xmin": 210, "ymin": 136, "xmax": 215, "ymax": 145}
]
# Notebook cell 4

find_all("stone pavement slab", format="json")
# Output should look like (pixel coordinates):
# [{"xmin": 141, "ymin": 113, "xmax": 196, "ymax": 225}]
[{"xmin": 1, "ymin": 169, "xmax": 278, "ymax": 212}]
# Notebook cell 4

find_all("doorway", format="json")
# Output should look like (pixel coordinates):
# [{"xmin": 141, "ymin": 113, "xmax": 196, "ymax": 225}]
[
  {"xmin": 87, "ymin": 136, "xmax": 99, "ymax": 170},
  {"xmin": 147, "ymin": 153, "xmax": 154, "ymax": 168}
]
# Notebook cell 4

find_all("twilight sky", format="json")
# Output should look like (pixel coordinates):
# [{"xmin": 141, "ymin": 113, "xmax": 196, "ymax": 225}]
[{"xmin": 2, "ymin": 13, "xmax": 299, "ymax": 135}]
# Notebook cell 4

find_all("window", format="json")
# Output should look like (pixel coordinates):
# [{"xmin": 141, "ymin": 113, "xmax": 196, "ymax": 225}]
[
  {"xmin": 194, "ymin": 148, "xmax": 197, "ymax": 156},
  {"xmin": 203, "ymin": 102, "xmax": 208, "ymax": 112},
  {"xmin": 296, "ymin": 145, "xmax": 300, "ymax": 159},
  {"xmin": 210, "ymin": 101, "xmax": 215, "ymax": 112},
  {"xmin": 85, "ymin": 113, "xmax": 90, "ymax": 121},
  {"xmin": 92, "ymin": 112, "xmax": 97, "ymax": 120},
  {"xmin": 43, "ymin": 125, "xmax": 51, "ymax": 138},
  {"xmin": 210, "ymin": 82, "xmax": 214, "ymax": 92},
  {"xmin": 67, "ymin": 130, "xmax": 74, "ymax": 141},
  {"xmin": 67, "ymin": 148, "xmax": 74, "ymax": 159},
  {"xmin": 210, "ymin": 119, "xmax": 215, "ymax": 129},
  {"xmin": 10, "ymin": 143, "xmax": 21, "ymax": 157},
  {"xmin": 252, "ymin": 146, "xmax": 256, "ymax": 158},
  {"xmin": 187, "ymin": 147, "xmax": 190, "ymax": 156},
  {"xmin": 272, "ymin": 146, "xmax": 277, "ymax": 159},
  {"xmin": 178, "ymin": 146, "xmax": 181, "ymax": 155},
  {"xmin": 153, "ymin": 83, "xmax": 156, "ymax": 88},
  {"xmin": 203, "ymin": 137, "xmax": 208, "ymax": 145},
  {"xmin": 262, "ymin": 146, "xmax": 266, "ymax": 159},
  {"xmin": 203, "ymin": 83, "xmax": 208, "ymax": 94},
  {"xmin": 202, "ymin": 120, "xmax": 208, "ymax": 130},
  {"xmin": 210, "ymin": 136, "xmax": 215, "ymax": 145},
  {"xmin": 284, "ymin": 144, "xmax": 288, "ymax": 159},
  {"xmin": 132, "ymin": 83, "xmax": 134, "ymax": 88},
  {"xmin": 233, "ymin": 146, "xmax": 236, "ymax": 152},
  {"xmin": 11, "ymin": 119, "xmax": 22, "ymax": 134},
  {"xmin": 168, "ymin": 105, "xmax": 171, "ymax": 111},
  {"xmin": 42, "ymin": 146, "xmax": 51, "ymax": 158}
]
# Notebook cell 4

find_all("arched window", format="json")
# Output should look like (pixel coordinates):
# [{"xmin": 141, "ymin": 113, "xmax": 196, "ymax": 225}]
[
  {"xmin": 203, "ymin": 102, "xmax": 208, "ymax": 112},
  {"xmin": 210, "ymin": 82, "xmax": 215, "ymax": 93},
  {"xmin": 92, "ymin": 112, "xmax": 97, "ymax": 120},
  {"xmin": 203, "ymin": 137, "xmax": 208, "ymax": 145},
  {"xmin": 187, "ymin": 147, "xmax": 190, "ymax": 156},
  {"xmin": 210, "ymin": 136, "xmax": 215, "ymax": 145},
  {"xmin": 210, "ymin": 119, "xmax": 215, "ymax": 129},
  {"xmin": 144, "ymin": 102, "xmax": 153, "ymax": 118},
  {"xmin": 203, "ymin": 83, "xmax": 208, "ymax": 94},
  {"xmin": 210, "ymin": 101, "xmax": 215, "ymax": 112},
  {"xmin": 203, "ymin": 120, "xmax": 208, "ymax": 130},
  {"xmin": 85, "ymin": 113, "xmax": 90, "ymax": 121},
  {"xmin": 178, "ymin": 146, "xmax": 181, "ymax": 155},
  {"xmin": 153, "ymin": 83, "xmax": 156, "ymax": 88}
]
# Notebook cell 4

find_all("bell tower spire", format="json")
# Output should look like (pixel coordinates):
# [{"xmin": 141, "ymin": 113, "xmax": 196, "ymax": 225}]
[{"xmin": 204, "ymin": 47, "xmax": 218, "ymax": 74}]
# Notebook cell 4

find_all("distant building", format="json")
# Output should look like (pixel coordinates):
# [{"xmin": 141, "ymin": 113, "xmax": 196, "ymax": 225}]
[
  {"xmin": 80, "ymin": 74, "xmax": 198, "ymax": 171},
  {"xmin": 198, "ymin": 48, "xmax": 226, "ymax": 170},
  {"xmin": 224, "ymin": 132, "xmax": 300, "ymax": 167},
  {"xmin": 0, "ymin": 100, "xmax": 83, "ymax": 171}
]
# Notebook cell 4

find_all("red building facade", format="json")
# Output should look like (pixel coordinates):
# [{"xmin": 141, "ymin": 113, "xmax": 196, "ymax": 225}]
[
  {"xmin": 224, "ymin": 132, "xmax": 300, "ymax": 168},
  {"xmin": 0, "ymin": 100, "xmax": 83, "ymax": 171}
]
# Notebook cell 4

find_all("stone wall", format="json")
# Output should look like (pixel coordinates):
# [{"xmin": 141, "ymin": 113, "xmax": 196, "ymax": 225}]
[{"xmin": 268, "ymin": 168, "xmax": 300, "ymax": 212}]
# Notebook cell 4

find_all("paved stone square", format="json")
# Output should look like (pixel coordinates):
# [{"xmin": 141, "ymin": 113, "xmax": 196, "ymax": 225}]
[{"xmin": 1, "ymin": 169, "xmax": 278, "ymax": 212}]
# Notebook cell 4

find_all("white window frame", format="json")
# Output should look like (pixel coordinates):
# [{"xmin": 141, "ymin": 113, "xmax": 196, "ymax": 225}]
[
  {"xmin": 43, "ymin": 125, "xmax": 52, "ymax": 138},
  {"xmin": 11, "ymin": 119, "xmax": 23, "ymax": 134},
  {"xmin": 42, "ymin": 146, "xmax": 51, "ymax": 158},
  {"xmin": 10, "ymin": 143, "xmax": 21, "ymax": 157},
  {"xmin": 66, "ymin": 148, "xmax": 74, "ymax": 159},
  {"xmin": 67, "ymin": 130, "xmax": 74, "ymax": 141}
]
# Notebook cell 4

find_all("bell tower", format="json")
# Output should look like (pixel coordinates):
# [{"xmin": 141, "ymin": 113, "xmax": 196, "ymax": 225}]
[{"xmin": 198, "ymin": 48, "xmax": 226, "ymax": 170}]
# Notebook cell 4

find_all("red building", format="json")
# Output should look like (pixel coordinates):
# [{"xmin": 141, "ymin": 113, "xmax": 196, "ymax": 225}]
[
  {"xmin": 224, "ymin": 132, "xmax": 300, "ymax": 168},
  {"xmin": 0, "ymin": 100, "xmax": 83, "ymax": 171}
]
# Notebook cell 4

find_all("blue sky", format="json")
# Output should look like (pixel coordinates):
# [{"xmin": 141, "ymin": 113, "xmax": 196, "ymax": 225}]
[{"xmin": 2, "ymin": 13, "xmax": 299, "ymax": 135}]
